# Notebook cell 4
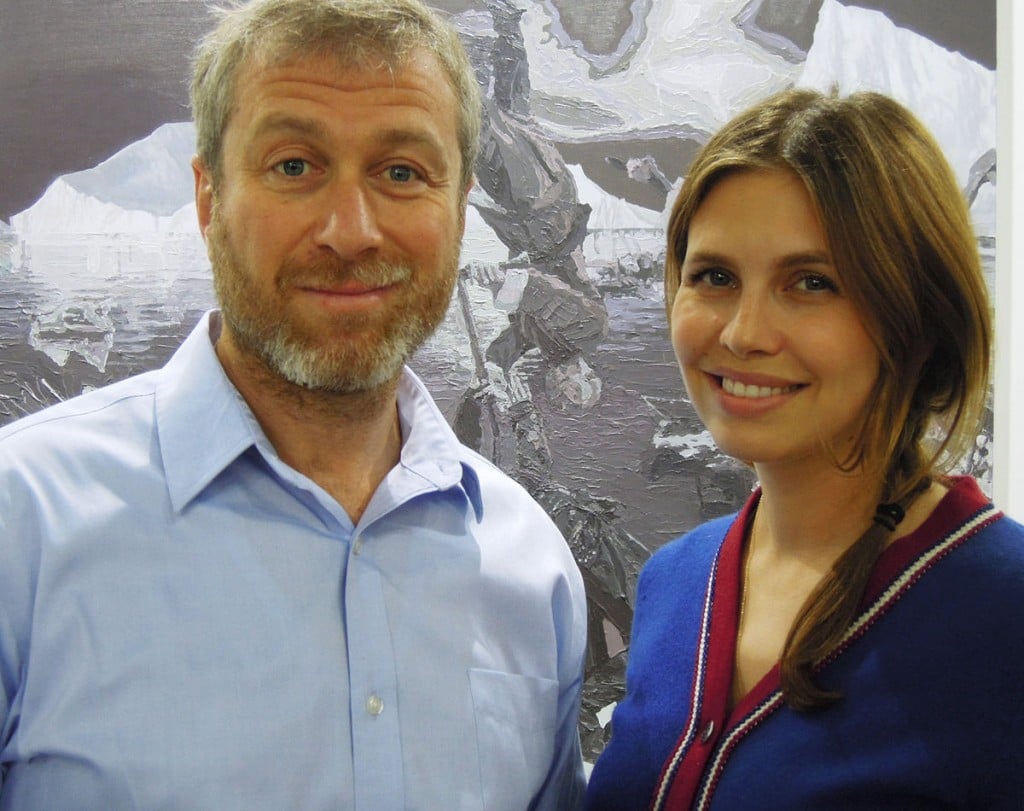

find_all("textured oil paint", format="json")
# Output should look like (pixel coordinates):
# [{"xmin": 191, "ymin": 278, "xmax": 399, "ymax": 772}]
[{"xmin": 0, "ymin": 0, "xmax": 996, "ymax": 761}]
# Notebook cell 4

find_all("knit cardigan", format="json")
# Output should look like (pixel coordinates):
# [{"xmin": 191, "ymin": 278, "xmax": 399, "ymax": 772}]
[{"xmin": 585, "ymin": 476, "xmax": 1024, "ymax": 810}]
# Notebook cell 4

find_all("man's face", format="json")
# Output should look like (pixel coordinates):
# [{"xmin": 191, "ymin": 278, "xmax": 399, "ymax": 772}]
[{"xmin": 194, "ymin": 49, "xmax": 468, "ymax": 393}]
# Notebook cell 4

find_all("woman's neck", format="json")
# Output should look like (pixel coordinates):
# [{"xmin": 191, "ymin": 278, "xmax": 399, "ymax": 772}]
[
  {"xmin": 750, "ymin": 459, "xmax": 949, "ymax": 572},
  {"xmin": 751, "ymin": 461, "xmax": 882, "ymax": 567}
]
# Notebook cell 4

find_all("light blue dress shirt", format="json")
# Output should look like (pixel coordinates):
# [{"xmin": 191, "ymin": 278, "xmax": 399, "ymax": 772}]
[{"xmin": 0, "ymin": 311, "xmax": 587, "ymax": 810}]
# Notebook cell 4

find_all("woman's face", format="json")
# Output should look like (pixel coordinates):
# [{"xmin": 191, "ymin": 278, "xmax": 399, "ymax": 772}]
[{"xmin": 670, "ymin": 168, "xmax": 880, "ymax": 475}]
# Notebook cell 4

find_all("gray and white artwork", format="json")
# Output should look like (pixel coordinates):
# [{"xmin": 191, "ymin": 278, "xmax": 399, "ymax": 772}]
[{"xmin": 0, "ymin": 0, "xmax": 996, "ymax": 761}]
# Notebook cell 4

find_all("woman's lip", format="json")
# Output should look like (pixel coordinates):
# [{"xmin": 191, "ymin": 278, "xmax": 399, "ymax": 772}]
[
  {"xmin": 720, "ymin": 375, "xmax": 804, "ymax": 399},
  {"xmin": 702, "ymin": 369, "xmax": 806, "ymax": 400}
]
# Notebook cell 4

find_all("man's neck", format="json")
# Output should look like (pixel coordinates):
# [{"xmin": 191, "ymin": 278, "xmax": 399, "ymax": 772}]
[{"xmin": 216, "ymin": 337, "xmax": 404, "ymax": 525}]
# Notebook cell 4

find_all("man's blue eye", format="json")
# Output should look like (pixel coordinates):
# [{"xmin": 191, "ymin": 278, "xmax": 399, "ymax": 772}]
[
  {"xmin": 389, "ymin": 165, "xmax": 417, "ymax": 182},
  {"xmin": 278, "ymin": 159, "xmax": 307, "ymax": 177}
]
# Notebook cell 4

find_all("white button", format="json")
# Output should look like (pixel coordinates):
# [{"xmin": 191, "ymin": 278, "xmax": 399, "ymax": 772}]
[
  {"xmin": 366, "ymin": 694, "xmax": 384, "ymax": 716},
  {"xmin": 700, "ymin": 720, "xmax": 715, "ymax": 743},
  {"xmin": 352, "ymin": 536, "xmax": 363, "ymax": 556}
]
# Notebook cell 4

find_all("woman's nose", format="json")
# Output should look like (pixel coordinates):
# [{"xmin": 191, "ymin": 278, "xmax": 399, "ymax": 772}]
[{"xmin": 719, "ymin": 292, "xmax": 783, "ymax": 357}]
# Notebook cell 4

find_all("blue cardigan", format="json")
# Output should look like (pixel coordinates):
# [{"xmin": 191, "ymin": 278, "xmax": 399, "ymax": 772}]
[{"xmin": 585, "ymin": 477, "xmax": 1024, "ymax": 810}]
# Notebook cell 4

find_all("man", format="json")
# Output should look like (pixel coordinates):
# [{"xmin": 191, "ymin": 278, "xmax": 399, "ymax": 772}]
[{"xmin": 0, "ymin": 1, "xmax": 587, "ymax": 808}]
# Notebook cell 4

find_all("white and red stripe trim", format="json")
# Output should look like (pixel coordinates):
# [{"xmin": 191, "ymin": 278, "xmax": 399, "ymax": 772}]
[{"xmin": 650, "ymin": 547, "xmax": 723, "ymax": 811}]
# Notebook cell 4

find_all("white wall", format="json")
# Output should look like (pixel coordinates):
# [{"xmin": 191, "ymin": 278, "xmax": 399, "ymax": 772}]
[{"xmin": 995, "ymin": 0, "xmax": 1024, "ymax": 519}]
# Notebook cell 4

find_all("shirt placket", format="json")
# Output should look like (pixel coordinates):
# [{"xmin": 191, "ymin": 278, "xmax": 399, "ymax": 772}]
[{"xmin": 345, "ymin": 531, "xmax": 404, "ymax": 810}]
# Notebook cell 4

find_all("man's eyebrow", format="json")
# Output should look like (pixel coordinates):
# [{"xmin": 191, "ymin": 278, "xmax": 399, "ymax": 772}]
[
  {"xmin": 251, "ymin": 113, "xmax": 330, "ymax": 142},
  {"xmin": 248, "ymin": 117, "xmax": 452, "ymax": 167},
  {"xmin": 374, "ymin": 127, "xmax": 451, "ymax": 163}
]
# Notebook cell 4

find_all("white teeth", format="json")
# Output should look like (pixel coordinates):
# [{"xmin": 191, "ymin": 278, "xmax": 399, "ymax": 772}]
[{"xmin": 722, "ymin": 377, "xmax": 797, "ymax": 399}]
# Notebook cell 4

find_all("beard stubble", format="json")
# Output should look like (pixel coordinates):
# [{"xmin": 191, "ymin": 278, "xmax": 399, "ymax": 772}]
[{"xmin": 205, "ymin": 211, "xmax": 460, "ymax": 395}]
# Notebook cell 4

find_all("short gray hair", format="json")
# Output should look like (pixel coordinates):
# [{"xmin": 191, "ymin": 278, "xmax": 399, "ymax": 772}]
[{"xmin": 190, "ymin": 0, "xmax": 481, "ymax": 189}]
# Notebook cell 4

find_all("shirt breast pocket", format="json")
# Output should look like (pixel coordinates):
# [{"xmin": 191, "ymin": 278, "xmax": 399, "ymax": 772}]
[{"xmin": 469, "ymin": 668, "xmax": 558, "ymax": 811}]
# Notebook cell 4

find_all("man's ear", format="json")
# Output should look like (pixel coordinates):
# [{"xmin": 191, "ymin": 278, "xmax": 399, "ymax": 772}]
[{"xmin": 192, "ymin": 156, "xmax": 215, "ymax": 239}]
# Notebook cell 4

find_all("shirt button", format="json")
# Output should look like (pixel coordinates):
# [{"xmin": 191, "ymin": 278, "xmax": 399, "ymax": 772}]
[
  {"xmin": 700, "ymin": 720, "xmax": 716, "ymax": 743},
  {"xmin": 352, "ymin": 536, "xmax": 364, "ymax": 556},
  {"xmin": 366, "ymin": 694, "xmax": 385, "ymax": 716}
]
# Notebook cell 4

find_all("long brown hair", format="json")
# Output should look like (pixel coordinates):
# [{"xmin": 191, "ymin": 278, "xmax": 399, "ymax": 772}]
[{"xmin": 665, "ymin": 88, "xmax": 992, "ymax": 710}]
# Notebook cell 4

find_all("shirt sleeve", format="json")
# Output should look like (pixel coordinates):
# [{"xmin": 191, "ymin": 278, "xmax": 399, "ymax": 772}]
[
  {"xmin": 529, "ymin": 563, "xmax": 588, "ymax": 811},
  {"xmin": 0, "ymin": 467, "xmax": 33, "ymax": 789}
]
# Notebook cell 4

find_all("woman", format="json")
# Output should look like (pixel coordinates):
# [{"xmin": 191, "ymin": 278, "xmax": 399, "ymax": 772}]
[{"xmin": 585, "ymin": 88, "xmax": 1024, "ymax": 809}]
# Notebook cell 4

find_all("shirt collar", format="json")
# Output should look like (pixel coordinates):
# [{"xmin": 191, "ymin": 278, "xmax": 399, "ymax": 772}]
[
  {"xmin": 156, "ymin": 310, "xmax": 484, "ymax": 521},
  {"xmin": 156, "ymin": 311, "xmax": 262, "ymax": 513},
  {"xmin": 393, "ymin": 369, "xmax": 483, "ymax": 522}
]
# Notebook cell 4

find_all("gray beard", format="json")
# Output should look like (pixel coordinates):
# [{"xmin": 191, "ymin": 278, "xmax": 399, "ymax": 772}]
[
  {"xmin": 206, "ymin": 215, "xmax": 458, "ymax": 395},
  {"xmin": 229, "ymin": 305, "xmax": 422, "ymax": 393}
]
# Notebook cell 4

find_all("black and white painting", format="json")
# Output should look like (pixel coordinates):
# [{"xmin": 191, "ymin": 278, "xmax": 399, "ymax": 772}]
[{"xmin": 0, "ymin": 0, "xmax": 996, "ymax": 761}]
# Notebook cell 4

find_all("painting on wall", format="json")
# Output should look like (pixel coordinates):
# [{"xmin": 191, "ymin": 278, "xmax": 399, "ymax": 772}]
[{"xmin": 0, "ymin": 0, "xmax": 996, "ymax": 760}]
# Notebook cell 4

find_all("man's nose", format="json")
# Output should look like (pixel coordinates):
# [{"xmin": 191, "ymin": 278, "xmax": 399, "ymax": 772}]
[{"xmin": 313, "ymin": 182, "xmax": 384, "ymax": 258}]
